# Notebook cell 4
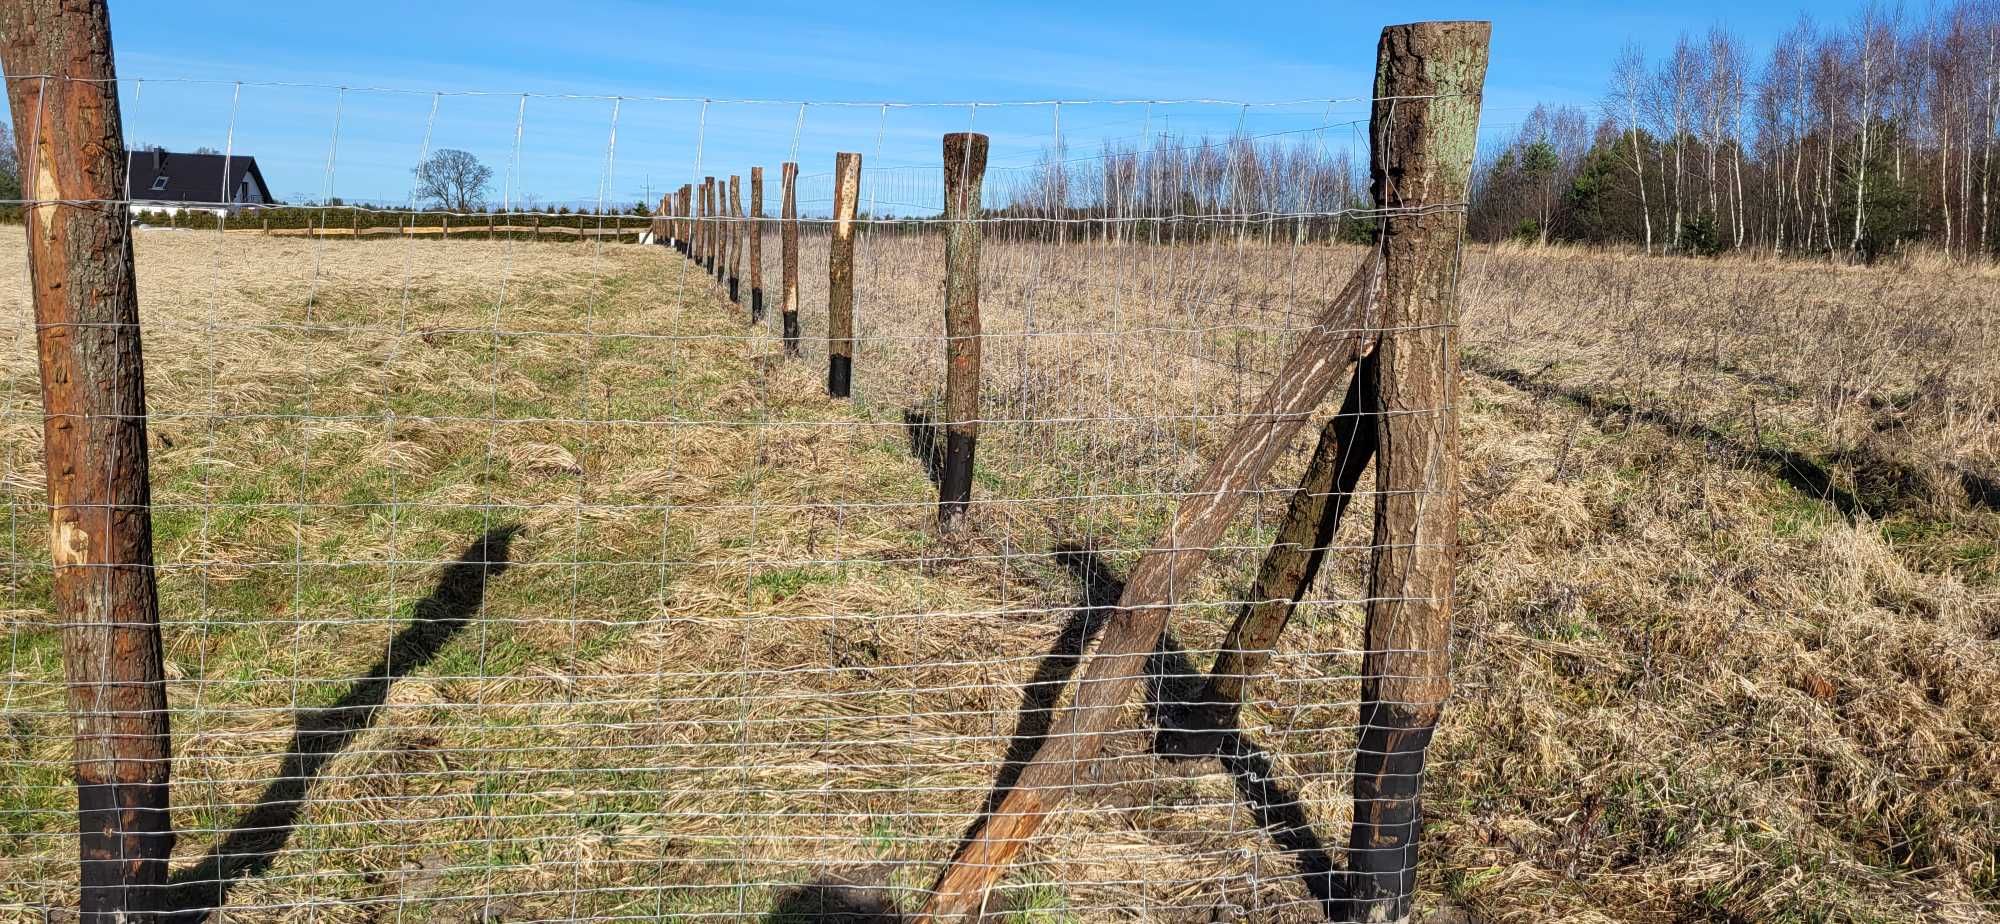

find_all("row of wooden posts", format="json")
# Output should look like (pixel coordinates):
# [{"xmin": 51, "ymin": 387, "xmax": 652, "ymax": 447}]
[
  {"xmin": 641, "ymin": 19, "xmax": 1488, "ymax": 919},
  {"xmin": 3, "ymin": 0, "xmax": 1486, "ymax": 916},
  {"xmin": 655, "ymin": 136, "xmax": 991, "ymax": 526}
]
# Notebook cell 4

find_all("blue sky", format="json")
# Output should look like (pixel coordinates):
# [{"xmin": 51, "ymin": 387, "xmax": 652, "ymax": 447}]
[{"xmin": 61, "ymin": 0, "xmax": 1862, "ymax": 210}]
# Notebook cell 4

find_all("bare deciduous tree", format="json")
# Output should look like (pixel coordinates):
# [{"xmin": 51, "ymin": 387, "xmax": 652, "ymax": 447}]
[{"xmin": 413, "ymin": 148, "xmax": 492, "ymax": 212}]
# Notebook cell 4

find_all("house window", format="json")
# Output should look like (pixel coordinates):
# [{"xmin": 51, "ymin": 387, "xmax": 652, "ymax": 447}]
[{"xmin": 150, "ymin": 176, "xmax": 169, "ymax": 191}]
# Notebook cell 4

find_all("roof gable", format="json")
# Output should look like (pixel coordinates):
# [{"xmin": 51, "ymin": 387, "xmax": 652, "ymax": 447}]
[{"xmin": 125, "ymin": 150, "xmax": 273, "ymax": 205}]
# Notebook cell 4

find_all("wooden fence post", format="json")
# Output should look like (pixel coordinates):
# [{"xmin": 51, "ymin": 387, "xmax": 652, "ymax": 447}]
[
  {"xmin": 717, "ymin": 178, "xmax": 732, "ymax": 284},
  {"xmin": 672, "ymin": 186, "xmax": 688, "ymax": 254},
  {"xmin": 728, "ymin": 173, "xmax": 743, "ymax": 303},
  {"xmin": 703, "ymin": 177, "xmax": 717, "ymax": 275},
  {"xmin": 1335, "ymin": 21, "xmax": 1487, "ymax": 923},
  {"xmin": 0, "ymin": 3, "xmax": 177, "ymax": 920},
  {"xmin": 780, "ymin": 162, "xmax": 800, "ymax": 355},
  {"xmin": 680, "ymin": 185, "xmax": 692, "ymax": 256},
  {"xmin": 749, "ymin": 166, "xmax": 765, "ymax": 324},
  {"xmin": 827, "ymin": 151, "xmax": 861, "ymax": 397},
  {"xmin": 939, "ymin": 133, "xmax": 988, "ymax": 526}
]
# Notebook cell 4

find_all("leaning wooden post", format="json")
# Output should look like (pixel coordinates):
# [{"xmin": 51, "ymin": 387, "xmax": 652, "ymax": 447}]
[
  {"xmin": 749, "ymin": 166, "xmax": 765, "ymax": 324},
  {"xmin": 1335, "ymin": 21, "xmax": 1487, "ymax": 924},
  {"xmin": 938, "ymin": 132, "xmax": 988, "ymax": 526},
  {"xmin": 727, "ymin": 173, "xmax": 743, "ymax": 303},
  {"xmin": 1155, "ymin": 357, "xmax": 1379, "ymax": 758},
  {"xmin": 780, "ymin": 162, "xmax": 801, "ymax": 355},
  {"xmin": 916, "ymin": 252, "xmax": 1386, "ymax": 921},
  {"xmin": 827, "ymin": 151, "xmax": 861, "ymax": 397},
  {"xmin": 1, "ymin": 3, "xmax": 177, "ymax": 919}
]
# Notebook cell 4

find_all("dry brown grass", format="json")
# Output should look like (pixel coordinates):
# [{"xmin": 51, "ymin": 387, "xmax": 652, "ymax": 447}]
[{"xmin": 0, "ymin": 228, "xmax": 1993, "ymax": 923}]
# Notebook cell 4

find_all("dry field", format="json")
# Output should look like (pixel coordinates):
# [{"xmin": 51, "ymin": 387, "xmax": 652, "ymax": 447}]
[{"xmin": 0, "ymin": 228, "xmax": 1994, "ymax": 923}]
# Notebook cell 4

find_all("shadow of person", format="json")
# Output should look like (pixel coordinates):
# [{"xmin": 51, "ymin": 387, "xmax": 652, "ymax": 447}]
[{"xmin": 161, "ymin": 524, "xmax": 522, "ymax": 923}]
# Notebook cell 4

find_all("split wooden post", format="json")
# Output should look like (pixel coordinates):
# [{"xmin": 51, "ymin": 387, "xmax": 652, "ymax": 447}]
[
  {"xmin": 727, "ymin": 173, "xmax": 742, "ymax": 302},
  {"xmin": 1335, "ymin": 21, "xmax": 1487, "ymax": 924},
  {"xmin": 1, "ymin": 2, "xmax": 177, "ymax": 919},
  {"xmin": 827, "ymin": 151, "xmax": 861, "ymax": 397},
  {"xmin": 917, "ymin": 253, "xmax": 1384, "ymax": 921},
  {"xmin": 749, "ymin": 166, "xmax": 765, "ymax": 324},
  {"xmin": 780, "ymin": 162, "xmax": 801, "ymax": 355},
  {"xmin": 938, "ymin": 132, "xmax": 988, "ymax": 526}
]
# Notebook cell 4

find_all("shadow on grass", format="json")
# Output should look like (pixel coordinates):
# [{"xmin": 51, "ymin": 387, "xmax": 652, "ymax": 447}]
[
  {"xmin": 161, "ymin": 525, "xmax": 522, "ymax": 923},
  {"xmin": 902, "ymin": 406, "xmax": 946, "ymax": 488},
  {"xmin": 954, "ymin": 544, "xmax": 1342, "ymax": 916},
  {"xmin": 1468, "ymin": 357, "xmax": 1880, "ymax": 520},
  {"xmin": 765, "ymin": 877, "xmax": 905, "ymax": 923}
]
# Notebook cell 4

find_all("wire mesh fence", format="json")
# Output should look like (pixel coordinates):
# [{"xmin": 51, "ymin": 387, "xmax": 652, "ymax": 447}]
[{"xmin": 1, "ymin": 21, "xmax": 1486, "ymax": 922}]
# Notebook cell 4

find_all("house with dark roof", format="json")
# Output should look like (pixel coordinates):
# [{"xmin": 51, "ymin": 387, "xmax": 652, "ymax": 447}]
[{"xmin": 125, "ymin": 148, "xmax": 274, "ymax": 216}]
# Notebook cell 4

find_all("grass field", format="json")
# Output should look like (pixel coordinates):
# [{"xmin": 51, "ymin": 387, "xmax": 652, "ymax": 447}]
[{"xmin": 1, "ymin": 228, "xmax": 1995, "ymax": 923}]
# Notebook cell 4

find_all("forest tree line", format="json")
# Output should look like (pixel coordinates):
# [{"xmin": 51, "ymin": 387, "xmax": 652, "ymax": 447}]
[{"xmin": 1472, "ymin": 2, "xmax": 2000, "ymax": 260}]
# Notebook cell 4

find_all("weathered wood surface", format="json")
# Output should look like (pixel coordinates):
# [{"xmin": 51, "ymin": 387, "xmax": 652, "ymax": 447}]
[
  {"xmin": 749, "ymin": 166, "xmax": 765, "ymax": 324},
  {"xmin": 1, "ymin": 1, "xmax": 176, "ymax": 918},
  {"xmin": 1336, "ymin": 20, "xmax": 1487, "ymax": 924},
  {"xmin": 827, "ymin": 152, "xmax": 860, "ymax": 397},
  {"xmin": 1154, "ymin": 356, "xmax": 1379, "ymax": 759},
  {"xmin": 939, "ymin": 132, "xmax": 988, "ymax": 525},
  {"xmin": 780, "ymin": 162, "xmax": 800, "ymax": 355}
]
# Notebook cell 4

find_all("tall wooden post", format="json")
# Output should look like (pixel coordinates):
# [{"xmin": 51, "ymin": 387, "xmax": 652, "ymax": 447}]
[
  {"xmin": 1, "ymin": 3, "xmax": 176, "ymax": 920},
  {"xmin": 749, "ymin": 166, "xmax": 765, "ymax": 324},
  {"xmin": 677, "ymin": 184, "xmax": 691, "ymax": 256},
  {"xmin": 727, "ymin": 173, "xmax": 743, "ymax": 303},
  {"xmin": 827, "ymin": 152, "xmax": 861, "ymax": 397},
  {"xmin": 1336, "ymin": 21, "xmax": 1487, "ymax": 924},
  {"xmin": 717, "ymin": 178, "xmax": 732, "ymax": 284},
  {"xmin": 780, "ymin": 162, "xmax": 801, "ymax": 355},
  {"xmin": 681, "ymin": 185, "xmax": 692, "ymax": 256},
  {"xmin": 939, "ymin": 133, "xmax": 988, "ymax": 526},
  {"xmin": 698, "ymin": 180, "xmax": 708, "ymax": 268}
]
